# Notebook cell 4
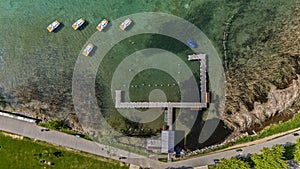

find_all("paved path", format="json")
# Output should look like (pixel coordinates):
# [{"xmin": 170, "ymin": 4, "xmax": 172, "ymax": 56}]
[
  {"xmin": 0, "ymin": 115, "xmax": 144, "ymax": 160},
  {"xmin": 222, "ymin": 127, "xmax": 300, "ymax": 151},
  {"xmin": 0, "ymin": 115, "xmax": 300, "ymax": 169},
  {"xmin": 127, "ymin": 130, "xmax": 300, "ymax": 168}
]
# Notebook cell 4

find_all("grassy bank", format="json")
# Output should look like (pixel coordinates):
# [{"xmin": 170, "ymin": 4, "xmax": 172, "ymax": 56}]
[
  {"xmin": 221, "ymin": 112, "xmax": 300, "ymax": 149},
  {"xmin": 208, "ymin": 113, "xmax": 300, "ymax": 151},
  {"xmin": 0, "ymin": 132, "xmax": 128, "ymax": 169},
  {"xmin": 38, "ymin": 120, "xmax": 92, "ymax": 141}
]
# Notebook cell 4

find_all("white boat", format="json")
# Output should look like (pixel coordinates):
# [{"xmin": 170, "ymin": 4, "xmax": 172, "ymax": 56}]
[
  {"xmin": 72, "ymin": 18, "xmax": 85, "ymax": 30},
  {"xmin": 47, "ymin": 20, "xmax": 60, "ymax": 32},
  {"xmin": 82, "ymin": 43, "xmax": 94, "ymax": 56},
  {"xmin": 96, "ymin": 19, "xmax": 109, "ymax": 31},
  {"xmin": 119, "ymin": 18, "xmax": 132, "ymax": 30}
]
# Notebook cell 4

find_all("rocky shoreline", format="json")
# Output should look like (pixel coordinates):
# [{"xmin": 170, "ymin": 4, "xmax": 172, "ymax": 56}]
[{"xmin": 222, "ymin": 5, "xmax": 300, "ymax": 135}]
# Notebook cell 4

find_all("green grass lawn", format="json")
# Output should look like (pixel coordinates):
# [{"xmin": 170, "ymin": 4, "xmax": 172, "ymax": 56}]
[{"xmin": 0, "ymin": 132, "xmax": 128, "ymax": 169}]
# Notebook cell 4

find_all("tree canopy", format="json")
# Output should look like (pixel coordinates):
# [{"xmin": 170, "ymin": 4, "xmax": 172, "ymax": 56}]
[
  {"xmin": 294, "ymin": 138, "xmax": 300, "ymax": 162},
  {"xmin": 251, "ymin": 144, "xmax": 288, "ymax": 169},
  {"xmin": 215, "ymin": 157, "xmax": 250, "ymax": 169}
]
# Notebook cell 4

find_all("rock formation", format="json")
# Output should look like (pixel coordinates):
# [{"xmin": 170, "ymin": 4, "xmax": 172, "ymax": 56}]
[{"xmin": 223, "ymin": 6, "xmax": 300, "ymax": 133}]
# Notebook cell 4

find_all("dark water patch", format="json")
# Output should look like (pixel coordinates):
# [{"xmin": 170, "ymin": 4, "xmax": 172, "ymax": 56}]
[
  {"xmin": 0, "ymin": 56, "xmax": 6, "ymax": 71},
  {"xmin": 0, "ymin": 87, "xmax": 14, "ymax": 108},
  {"xmin": 185, "ymin": 1, "xmax": 217, "ymax": 32},
  {"xmin": 0, "ymin": 48, "xmax": 5, "ymax": 55},
  {"xmin": 147, "ymin": 34, "xmax": 191, "ymax": 57},
  {"xmin": 185, "ymin": 116, "xmax": 232, "ymax": 150}
]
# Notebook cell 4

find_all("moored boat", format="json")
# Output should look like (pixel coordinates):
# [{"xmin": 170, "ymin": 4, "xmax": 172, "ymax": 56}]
[
  {"xmin": 119, "ymin": 18, "xmax": 132, "ymax": 30},
  {"xmin": 72, "ymin": 18, "xmax": 85, "ymax": 30},
  {"xmin": 96, "ymin": 19, "xmax": 109, "ymax": 31},
  {"xmin": 187, "ymin": 40, "xmax": 197, "ymax": 48},
  {"xmin": 82, "ymin": 43, "xmax": 94, "ymax": 56},
  {"xmin": 47, "ymin": 20, "xmax": 60, "ymax": 32}
]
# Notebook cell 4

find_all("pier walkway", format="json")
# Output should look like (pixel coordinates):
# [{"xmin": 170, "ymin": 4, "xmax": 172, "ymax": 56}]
[
  {"xmin": 115, "ymin": 90, "xmax": 207, "ymax": 109},
  {"xmin": 116, "ymin": 54, "xmax": 208, "ymax": 109},
  {"xmin": 188, "ymin": 54, "xmax": 207, "ymax": 103},
  {"xmin": 115, "ymin": 54, "xmax": 208, "ymax": 131}
]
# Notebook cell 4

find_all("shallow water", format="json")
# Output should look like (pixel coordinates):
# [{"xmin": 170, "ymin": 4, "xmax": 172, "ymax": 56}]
[
  {"xmin": 0, "ymin": 0, "xmax": 197, "ymax": 93},
  {"xmin": 0, "ymin": 0, "xmax": 296, "ymax": 104},
  {"xmin": 0, "ymin": 0, "xmax": 298, "ymax": 151}
]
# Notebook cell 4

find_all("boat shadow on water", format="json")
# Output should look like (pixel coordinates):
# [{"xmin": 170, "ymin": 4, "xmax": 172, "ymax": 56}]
[
  {"xmin": 124, "ymin": 20, "xmax": 135, "ymax": 31},
  {"xmin": 53, "ymin": 22, "xmax": 64, "ymax": 33},
  {"xmin": 78, "ymin": 21, "xmax": 89, "ymax": 31},
  {"xmin": 101, "ymin": 22, "xmax": 112, "ymax": 32},
  {"xmin": 88, "ymin": 45, "xmax": 97, "ymax": 57}
]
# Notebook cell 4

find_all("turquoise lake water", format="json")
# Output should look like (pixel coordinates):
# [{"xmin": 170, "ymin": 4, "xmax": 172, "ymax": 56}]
[
  {"xmin": 0, "ymin": 0, "xmax": 199, "ymax": 100},
  {"xmin": 0, "ymin": 0, "xmax": 193, "ymax": 86},
  {"xmin": 0, "ymin": 0, "xmax": 296, "ymax": 105},
  {"xmin": 0, "ymin": 0, "xmax": 298, "ymax": 151}
]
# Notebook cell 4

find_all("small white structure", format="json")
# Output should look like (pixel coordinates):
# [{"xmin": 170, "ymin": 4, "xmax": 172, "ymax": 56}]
[
  {"xmin": 146, "ymin": 139, "xmax": 161, "ymax": 152},
  {"xmin": 161, "ymin": 130, "xmax": 175, "ymax": 153}
]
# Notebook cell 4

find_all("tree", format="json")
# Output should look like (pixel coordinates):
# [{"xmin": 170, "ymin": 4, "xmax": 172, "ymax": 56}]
[
  {"xmin": 215, "ymin": 157, "xmax": 250, "ymax": 169},
  {"xmin": 251, "ymin": 144, "xmax": 288, "ymax": 169},
  {"xmin": 294, "ymin": 138, "xmax": 300, "ymax": 162}
]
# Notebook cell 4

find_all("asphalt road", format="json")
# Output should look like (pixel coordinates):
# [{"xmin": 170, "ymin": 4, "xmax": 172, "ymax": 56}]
[
  {"xmin": 0, "ymin": 115, "xmax": 144, "ymax": 160},
  {"xmin": 0, "ymin": 115, "xmax": 299, "ymax": 169}
]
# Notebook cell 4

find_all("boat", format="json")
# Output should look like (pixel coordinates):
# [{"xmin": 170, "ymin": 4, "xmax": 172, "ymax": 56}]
[
  {"xmin": 96, "ymin": 19, "xmax": 109, "ymax": 31},
  {"xmin": 72, "ymin": 18, "xmax": 85, "ymax": 30},
  {"xmin": 82, "ymin": 43, "xmax": 94, "ymax": 56},
  {"xmin": 119, "ymin": 18, "xmax": 132, "ymax": 30},
  {"xmin": 187, "ymin": 40, "xmax": 197, "ymax": 48},
  {"xmin": 206, "ymin": 92, "xmax": 210, "ymax": 103},
  {"xmin": 47, "ymin": 20, "xmax": 60, "ymax": 32}
]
